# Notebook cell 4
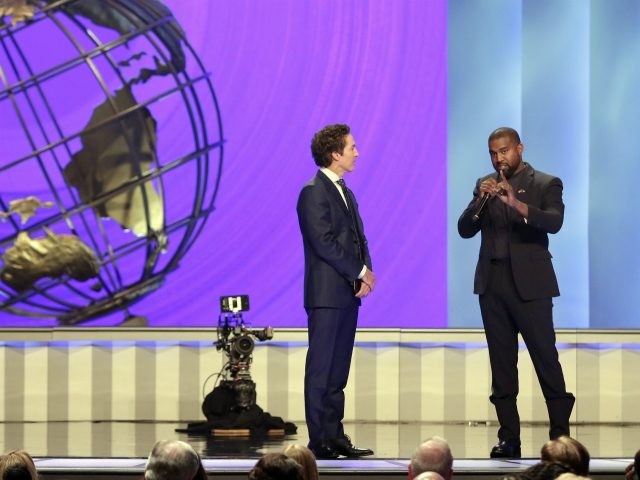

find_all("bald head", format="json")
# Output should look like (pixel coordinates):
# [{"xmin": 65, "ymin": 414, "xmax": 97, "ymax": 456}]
[
  {"xmin": 415, "ymin": 472, "xmax": 446, "ymax": 480},
  {"xmin": 410, "ymin": 437, "xmax": 453, "ymax": 480},
  {"xmin": 145, "ymin": 440, "xmax": 202, "ymax": 480}
]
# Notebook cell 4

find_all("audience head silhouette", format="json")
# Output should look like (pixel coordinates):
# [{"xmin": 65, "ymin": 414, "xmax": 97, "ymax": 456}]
[
  {"xmin": 0, "ymin": 450, "xmax": 38, "ymax": 480},
  {"xmin": 414, "ymin": 472, "xmax": 445, "ymax": 480},
  {"xmin": 284, "ymin": 444, "xmax": 319, "ymax": 480},
  {"xmin": 540, "ymin": 436, "xmax": 590, "ymax": 476},
  {"xmin": 520, "ymin": 461, "xmax": 572, "ymax": 480},
  {"xmin": 144, "ymin": 440, "xmax": 206, "ymax": 480},
  {"xmin": 249, "ymin": 453, "xmax": 303, "ymax": 480},
  {"xmin": 409, "ymin": 436, "xmax": 454, "ymax": 480}
]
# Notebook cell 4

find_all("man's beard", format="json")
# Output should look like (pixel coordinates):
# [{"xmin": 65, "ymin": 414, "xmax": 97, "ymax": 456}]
[{"xmin": 496, "ymin": 159, "xmax": 522, "ymax": 179}]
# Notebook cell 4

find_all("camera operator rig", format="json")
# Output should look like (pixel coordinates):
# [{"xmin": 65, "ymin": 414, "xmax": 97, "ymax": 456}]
[
  {"xmin": 176, "ymin": 294, "xmax": 296, "ymax": 437},
  {"xmin": 215, "ymin": 295, "xmax": 273, "ymax": 410}
]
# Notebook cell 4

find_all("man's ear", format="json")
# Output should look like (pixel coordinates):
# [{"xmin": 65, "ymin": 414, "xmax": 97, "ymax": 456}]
[{"xmin": 331, "ymin": 151, "xmax": 340, "ymax": 162}]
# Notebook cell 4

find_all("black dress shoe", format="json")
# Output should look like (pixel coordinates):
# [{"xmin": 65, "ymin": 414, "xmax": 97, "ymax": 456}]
[
  {"xmin": 329, "ymin": 435, "xmax": 374, "ymax": 457},
  {"xmin": 309, "ymin": 443, "xmax": 340, "ymax": 460},
  {"xmin": 490, "ymin": 439, "xmax": 521, "ymax": 459}
]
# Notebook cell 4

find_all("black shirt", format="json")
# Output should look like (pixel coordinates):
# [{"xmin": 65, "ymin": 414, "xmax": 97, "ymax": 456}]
[{"xmin": 486, "ymin": 165, "xmax": 527, "ymax": 260}]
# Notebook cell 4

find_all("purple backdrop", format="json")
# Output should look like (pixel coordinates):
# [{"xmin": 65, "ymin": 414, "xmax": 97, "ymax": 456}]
[{"xmin": 0, "ymin": 0, "xmax": 447, "ymax": 328}]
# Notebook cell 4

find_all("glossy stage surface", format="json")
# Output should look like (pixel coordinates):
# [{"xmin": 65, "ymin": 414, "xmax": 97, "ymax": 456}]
[{"xmin": 1, "ymin": 421, "xmax": 636, "ymax": 480}]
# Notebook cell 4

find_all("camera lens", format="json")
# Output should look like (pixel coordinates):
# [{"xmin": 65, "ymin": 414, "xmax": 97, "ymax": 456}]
[{"xmin": 233, "ymin": 334, "xmax": 254, "ymax": 356}]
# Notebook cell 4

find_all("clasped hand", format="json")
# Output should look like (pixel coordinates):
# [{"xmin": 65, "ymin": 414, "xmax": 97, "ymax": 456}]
[{"xmin": 356, "ymin": 269, "xmax": 376, "ymax": 298}]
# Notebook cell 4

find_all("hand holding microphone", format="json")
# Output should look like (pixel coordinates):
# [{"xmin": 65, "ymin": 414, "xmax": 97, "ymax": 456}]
[{"xmin": 472, "ymin": 167, "xmax": 507, "ymax": 222}]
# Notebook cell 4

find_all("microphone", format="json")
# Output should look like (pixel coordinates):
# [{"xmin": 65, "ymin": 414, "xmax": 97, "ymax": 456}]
[
  {"xmin": 472, "ymin": 192, "xmax": 491, "ymax": 223},
  {"xmin": 472, "ymin": 167, "xmax": 506, "ymax": 222}
]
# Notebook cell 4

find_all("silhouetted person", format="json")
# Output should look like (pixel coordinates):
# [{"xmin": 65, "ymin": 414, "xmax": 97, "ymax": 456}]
[
  {"xmin": 409, "ymin": 437, "xmax": 453, "ymax": 480},
  {"xmin": 297, "ymin": 123, "xmax": 375, "ymax": 459},
  {"xmin": 248, "ymin": 453, "xmax": 303, "ymax": 480},
  {"xmin": 284, "ymin": 444, "xmax": 319, "ymax": 480},
  {"xmin": 458, "ymin": 127, "xmax": 574, "ymax": 458},
  {"xmin": 541, "ymin": 436, "xmax": 590, "ymax": 476},
  {"xmin": 0, "ymin": 451, "xmax": 38, "ymax": 480},
  {"xmin": 144, "ymin": 440, "xmax": 207, "ymax": 480}
]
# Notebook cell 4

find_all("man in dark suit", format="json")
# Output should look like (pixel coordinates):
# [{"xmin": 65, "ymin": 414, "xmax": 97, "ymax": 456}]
[
  {"xmin": 458, "ymin": 127, "xmax": 575, "ymax": 459},
  {"xmin": 296, "ymin": 123, "xmax": 375, "ymax": 459}
]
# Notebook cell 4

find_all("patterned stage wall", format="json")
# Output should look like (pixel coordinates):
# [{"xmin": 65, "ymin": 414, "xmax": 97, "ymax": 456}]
[{"xmin": 1, "ymin": 329, "xmax": 639, "ymax": 425}]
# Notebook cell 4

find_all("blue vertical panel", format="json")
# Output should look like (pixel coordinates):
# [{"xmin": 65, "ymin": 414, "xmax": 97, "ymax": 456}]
[
  {"xmin": 589, "ymin": 2, "xmax": 640, "ymax": 328},
  {"xmin": 521, "ymin": 1, "xmax": 590, "ymax": 328},
  {"xmin": 448, "ymin": 0, "xmax": 523, "ymax": 326}
]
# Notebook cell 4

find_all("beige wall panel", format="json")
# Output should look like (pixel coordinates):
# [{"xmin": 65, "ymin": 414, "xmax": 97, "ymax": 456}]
[
  {"xmin": 155, "ymin": 345, "xmax": 181, "ymax": 420},
  {"xmin": 464, "ymin": 348, "xmax": 492, "ymax": 421},
  {"xmin": 251, "ymin": 344, "xmax": 269, "ymax": 410},
  {"xmin": 576, "ymin": 348, "xmax": 600, "ymax": 422},
  {"xmin": 420, "ymin": 347, "xmax": 445, "ymax": 422},
  {"xmin": 375, "ymin": 345, "xmax": 400, "ymax": 422},
  {"xmin": 111, "ymin": 345, "xmax": 137, "ymax": 419},
  {"xmin": 68, "ymin": 345, "xmax": 94, "ymax": 421},
  {"xmin": 621, "ymin": 349, "xmax": 640, "ymax": 423},
  {"xmin": 399, "ymin": 346, "xmax": 423, "ymax": 423},
  {"xmin": 286, "ymin": 345, "xmax": 307, "ymax": 422},
  {"xmin": 598, "ymin": 348, "xmax": 623, "ymax": 422},
  {"xmin": 68, "ymin": 421, "xmax": 94, "ymax": 456},
  {"xmin": 24, "ymin": 346, "xmax": 48, "ymax": 421}
]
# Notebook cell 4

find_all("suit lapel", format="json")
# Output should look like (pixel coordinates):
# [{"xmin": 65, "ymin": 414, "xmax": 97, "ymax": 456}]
[
  {"xmin": 316, "ymin": 171, "xmax": 350, "ymax": 216},
  {"xmin": 515, "ymin": 164, "xmax": 535, "ymax": 203}
]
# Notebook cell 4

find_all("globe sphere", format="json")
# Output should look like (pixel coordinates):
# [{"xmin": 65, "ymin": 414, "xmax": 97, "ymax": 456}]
[{"xmin": 0, "ymin": 0, "xmax": 223, "ymax": 325}]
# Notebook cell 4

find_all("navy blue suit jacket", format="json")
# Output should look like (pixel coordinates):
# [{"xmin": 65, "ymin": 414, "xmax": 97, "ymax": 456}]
[
  {"xmin": 297, "ymin": 170, "xmax": 372, "ymax": 309},
  {"xmin": 458, "ymin": 163, "xmax": 563, "ymax": 300}
]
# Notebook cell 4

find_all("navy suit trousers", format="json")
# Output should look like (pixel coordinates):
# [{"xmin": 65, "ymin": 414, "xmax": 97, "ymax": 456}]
[{"xmin": 304, "ymin": 305, "xmax": 358, "ymax": 448}]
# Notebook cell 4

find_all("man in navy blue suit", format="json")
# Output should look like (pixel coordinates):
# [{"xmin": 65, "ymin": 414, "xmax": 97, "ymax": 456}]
[{"xmin": 297, "ymin": 124, "xmax": 376, "ymax": 459}]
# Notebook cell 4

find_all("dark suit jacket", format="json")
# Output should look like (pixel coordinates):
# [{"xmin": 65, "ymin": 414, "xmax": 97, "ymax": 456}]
[
  {"xmin": 458, "ymin": 163, "xmax": 563, "ymax": 301},
  {"xmin": 297, "ymin": 170, "xmax": 372, "ymax": 309}
]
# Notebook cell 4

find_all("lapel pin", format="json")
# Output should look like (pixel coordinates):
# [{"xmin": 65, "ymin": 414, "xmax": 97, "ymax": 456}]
[{"xmin": 517, "ymin": 189, "xmax": 526, "ymax": 193}]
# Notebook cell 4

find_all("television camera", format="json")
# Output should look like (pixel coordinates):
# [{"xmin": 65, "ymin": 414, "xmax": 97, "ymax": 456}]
[{"xmin": 214, "ymin": 295, "xmax": 273, "ymax": 410}]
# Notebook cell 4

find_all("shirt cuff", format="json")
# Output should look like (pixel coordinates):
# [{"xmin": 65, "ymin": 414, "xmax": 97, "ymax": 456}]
[{"xmin": 358, "ymin": 265, "xmax": 367, "ymax": 279}]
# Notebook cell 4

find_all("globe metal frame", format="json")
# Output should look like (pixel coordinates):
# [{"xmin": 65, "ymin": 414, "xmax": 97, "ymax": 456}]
[{"xmin": 0, "ymin": 0, "xmax": 224, "ymax": 325}]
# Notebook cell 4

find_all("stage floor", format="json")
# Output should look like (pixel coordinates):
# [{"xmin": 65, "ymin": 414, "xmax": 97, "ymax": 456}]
[
  {"xmin": 0, "ymin": 421, "xmax": 635, "ymax": 480},
  {"xmin": 1, "ymin": 420, "xmax": 637, "ymax": 458},
  {"xmin": 30, "ymin": 457, "xmax": 633, "ymax": 480}
]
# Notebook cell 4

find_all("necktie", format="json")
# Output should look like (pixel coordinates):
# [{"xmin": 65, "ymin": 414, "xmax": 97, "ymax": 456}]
[
  {"xmin": 337, "ymin": 179, "xmax": 363, "ymax": 260},
  {"xmin": 336, "ymin": 179, "xmax": 351, "ymax": 210},
  {"xmin": 337, "ymin": 179, "xmax": 364, "ymax": 293}
]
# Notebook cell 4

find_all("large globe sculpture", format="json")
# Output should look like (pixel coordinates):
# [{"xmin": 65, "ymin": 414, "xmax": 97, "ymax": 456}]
[{"xmin": 0, "ymin": 0, "xmax": 223, "ymax": 325}]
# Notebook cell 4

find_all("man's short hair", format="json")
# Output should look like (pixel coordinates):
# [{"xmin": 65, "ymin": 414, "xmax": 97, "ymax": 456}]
[
  {"xmin": 310, "ymin": 124, "xmax": 350, "ymax": 168},
  {"xmin": 410, "ymin": 436, "xmax": 453, "ymax": 480},
  {"xmin": 248, "ymin": 453, "xmax": 303, "ymax": 480},
  {"xmin": 488, "ymin": 127, "xmax": 521, "ymax": 145},
  {"xmin": 144, "ymin": 440, "xmax": 202, "ymax": 480},
  {"xmin": 540, "ymin": 436, "xmax": 590, "ymax": 476},
  {"xmin": 520, "ymin": 461, "xmax": 572, "ymax": 480}
]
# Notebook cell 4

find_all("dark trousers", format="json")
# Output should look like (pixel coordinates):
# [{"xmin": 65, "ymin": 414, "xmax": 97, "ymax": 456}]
[
  {"xmin": 479, "ymin": 261, "xmax": 575, "ymax": 442},
  {"xmin": 304, "ymin": 305, "xmax": 358, "ymax": 448}
]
